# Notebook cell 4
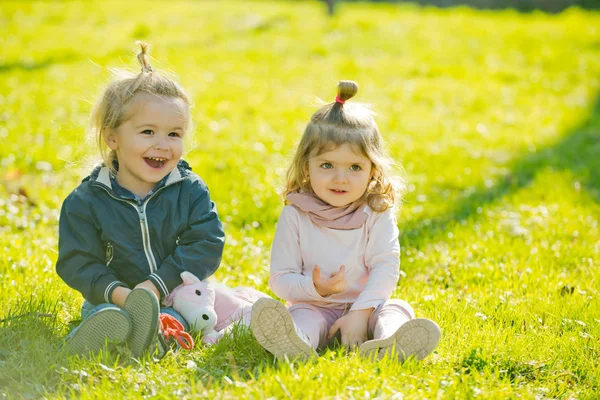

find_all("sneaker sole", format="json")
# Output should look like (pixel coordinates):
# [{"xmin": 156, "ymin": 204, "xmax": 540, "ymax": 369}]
[
  {"xmin": 359, "ymin": 318, "xmax": 441, "ymax": 361},
  {"xmin": 64, "ymin": 307, "xmax": 131, "ymax": 355},
  {"xmin": 250, "ymin": 298, "xmax": 316, "ymax": 361},
  {"xmin": 122, "ymin": 288, "xmax": 160, "ymax": 358}
]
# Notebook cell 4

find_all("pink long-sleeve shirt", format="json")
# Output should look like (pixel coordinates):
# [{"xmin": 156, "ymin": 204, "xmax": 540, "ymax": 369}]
[{"xmin": 269, "ymin": 204, "xmax": 401, "ymax": 311}]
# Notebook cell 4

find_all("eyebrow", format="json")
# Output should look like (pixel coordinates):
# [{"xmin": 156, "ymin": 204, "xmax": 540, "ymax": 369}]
[
  {"xmin": 315, "ymin": 157, "xmax": 369, "ymax": 165},
  {"xmin": 135, "ymin": 124, "xmax": 185, "ymax": 131}
]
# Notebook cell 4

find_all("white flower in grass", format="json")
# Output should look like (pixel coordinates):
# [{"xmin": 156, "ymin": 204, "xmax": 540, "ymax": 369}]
[{"xmin": 475, "ymin": 312, "xmax": 488, "ymax": 321}]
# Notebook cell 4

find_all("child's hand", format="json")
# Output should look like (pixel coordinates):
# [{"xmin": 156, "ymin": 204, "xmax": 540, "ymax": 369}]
[
  {"xmin": 134, "ymin": 280, "xmax": 161, "ymax": 300},
  {"xmin": 312, "ymin": 264, "xmax": 348, "ymax": 297},
  {"xmin": 111, "ymin": 286, "xmax": 132, "ymax": 307},
  {"xmin": 328, "ymin": 308, "xmax": 373, "ymax": 348}
]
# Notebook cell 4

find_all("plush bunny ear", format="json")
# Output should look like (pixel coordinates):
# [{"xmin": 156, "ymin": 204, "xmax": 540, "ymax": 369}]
[{"xmin": 180, "ymin": 271, "xmax": 201, "ymax": 285}]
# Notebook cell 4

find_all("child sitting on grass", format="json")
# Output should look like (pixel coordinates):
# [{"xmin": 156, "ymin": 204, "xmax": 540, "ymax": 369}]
[
  {"xmin": 56, "ymin": 42, "xmax": 224, "ymax": 358},
  {"xmin": 250, "ymin": 81, "xmax": 440, "ymax": 361}
]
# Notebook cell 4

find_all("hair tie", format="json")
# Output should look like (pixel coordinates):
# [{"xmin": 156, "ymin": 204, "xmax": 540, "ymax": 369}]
[
  {"xmin": 335, "ymin": 95, "xmax": 345, "ymax": 105},
  {"xmin": 141, "ymin": 65, "xmax": 153, "ymax": 73}
]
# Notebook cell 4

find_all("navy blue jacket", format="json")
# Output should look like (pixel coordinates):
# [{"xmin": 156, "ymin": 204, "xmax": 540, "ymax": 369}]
[{"xmin": 56, "ymin": 160, "xmax": 225, "ymax": 305}]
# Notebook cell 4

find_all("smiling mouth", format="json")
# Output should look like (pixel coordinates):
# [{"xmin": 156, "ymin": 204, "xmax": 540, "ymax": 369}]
[
  {"xmin": 144, "ymin": 157, "xmax": 167, "ymax": 169},
  {"xmin": 329, "ymin": 189, "xmax": 347, "ymax": 194}
]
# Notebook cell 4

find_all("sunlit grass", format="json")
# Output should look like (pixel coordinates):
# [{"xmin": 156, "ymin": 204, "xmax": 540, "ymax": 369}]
[{"xmin": 0, "ymin": 1, "xmax": 599, "ymax": 398}]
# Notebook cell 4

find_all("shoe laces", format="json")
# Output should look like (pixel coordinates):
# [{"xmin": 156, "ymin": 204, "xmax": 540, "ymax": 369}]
[{"xmin": 159, "ymin": 314, "xmax": 194, "ymax": 350}]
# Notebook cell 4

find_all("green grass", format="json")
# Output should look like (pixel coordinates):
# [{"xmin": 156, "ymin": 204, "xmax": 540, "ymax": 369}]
[{"xmin": 1, "ymin": 0, "xmax": 599, "ymax": 398}]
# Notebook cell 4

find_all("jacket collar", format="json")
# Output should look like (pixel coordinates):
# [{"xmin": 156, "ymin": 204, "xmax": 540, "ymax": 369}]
[{"xmin": 86, "ymin": 159, "xmax": 191, "ymax": 195}]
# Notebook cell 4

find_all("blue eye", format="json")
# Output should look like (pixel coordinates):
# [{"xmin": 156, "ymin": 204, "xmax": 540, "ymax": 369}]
[
  {"xmin": 350, "ymin": 164, "xmax": 362, "ymax": 171},
  {"xmin": 320, "ymin": 163, "xmax": 333, "ymax": 169}
]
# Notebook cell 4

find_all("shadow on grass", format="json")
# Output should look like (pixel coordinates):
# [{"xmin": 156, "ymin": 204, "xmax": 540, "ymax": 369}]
[
  {"xmin": 400, "ymin": 94, "xmax": 600, "ymax": 247},
  {"xmin": 0, "ymin": 52, "xmax": 82, "ymax": 74},
  {"xmin": 336, "ymin": 0, "xmax": 600, "ymax": 13},
  {"xmin": 0, "ymin": 297, "xmax": 66, "ymax": 397}
]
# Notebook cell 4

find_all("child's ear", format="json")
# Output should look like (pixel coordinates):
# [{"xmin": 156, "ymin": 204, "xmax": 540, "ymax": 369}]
[
  {"xmin": 104, "ymin": 130, "xmax": 119, "ymax": 150},
  {"xmin": 303, "ymin": 163, "xmax": 310, "ymax": 179}
]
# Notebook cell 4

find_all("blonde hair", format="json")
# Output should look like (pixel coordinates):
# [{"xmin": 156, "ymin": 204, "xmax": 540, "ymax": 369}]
[
  {"xmin": 88, "ymin": 42, "xmax": 191, "ymax": 172},
  {"xmin": 284, "ymin": 80, "xmax": 404, "ymax": 212}
]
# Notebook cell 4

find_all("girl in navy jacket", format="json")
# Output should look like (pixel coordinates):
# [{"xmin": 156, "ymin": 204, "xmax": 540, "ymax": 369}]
[{"xmin": 56, "ymin": 42, "xmax": 224, "ymax": 358}]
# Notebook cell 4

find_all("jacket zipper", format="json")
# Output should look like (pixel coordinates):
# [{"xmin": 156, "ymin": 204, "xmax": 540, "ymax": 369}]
[
  {"xmin": 136, "ymin": 201, "xmax": 157, "ymax": 273},
  {"xmin": 93, "ymin": 180, "xmax": 182, "ymax": 274}
]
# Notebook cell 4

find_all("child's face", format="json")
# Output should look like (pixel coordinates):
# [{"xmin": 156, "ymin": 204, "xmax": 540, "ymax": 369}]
[
  {"xmin": 105, "ymin": 92, "xmax": 188, "ymax": 197},
  {"xmin": 306, "ymin": 143, "xmax": 372, "ymax": 207}
]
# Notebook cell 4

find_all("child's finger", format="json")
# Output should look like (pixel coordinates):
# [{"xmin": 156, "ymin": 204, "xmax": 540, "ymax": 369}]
[
  {"xmin": 328, "ymin": 319, "xmax": 341, "ymax": 339},
  {"xmin": 331, "ymin": 267, "xmax": 347, "ymax": 284},
  {"xmin": 312, "ymin": 265, "xmax": 321, "ymax": 283},
  {"xmin": 330, "ymin": 264, "xmax": 345, "ymax": 278},
  {"xmin": 341, "ymin": 335, "xmax": 350, "ymax": 348}
]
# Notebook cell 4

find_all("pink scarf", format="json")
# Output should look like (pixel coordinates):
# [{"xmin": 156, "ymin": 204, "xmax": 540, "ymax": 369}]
[{"xmin": 286, "ymin": 192, "xmax": 368, "ymax": 230}]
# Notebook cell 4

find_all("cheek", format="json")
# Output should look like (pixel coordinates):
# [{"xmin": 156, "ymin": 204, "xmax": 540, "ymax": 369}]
[
  {"xmin": 122, "ymin": 137, "xmax": 146, "ymax": 153},
  {"xmin": 172, "ymin": 141, "xmax": 184, "ymax": 156},
  {"xmin": 354, "ymin": 174, "xmax": 371, "ymax": 189},
  {"xmin": 309, "ymin": 172, "xmax": 329, "ymax": 187}
]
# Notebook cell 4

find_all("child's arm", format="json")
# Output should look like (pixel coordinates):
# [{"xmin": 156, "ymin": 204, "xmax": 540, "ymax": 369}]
[
  {"xmin": 56, "ymin": 195, "xmax": 129, "ymax": 305},
  {"xmin": 147, "ymin": 179, "xmax": 225, "ymax": 299},
  {"xmin": 350, "ymin": 208, "xmax": 401, "ymax": 312},
  {"xmin": 269, "ymin": 206, "xmax": 335, "ymax": 302}
]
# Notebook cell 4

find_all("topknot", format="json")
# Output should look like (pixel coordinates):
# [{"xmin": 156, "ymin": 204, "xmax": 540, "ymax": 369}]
[
  {"xmin": 336, "ymin": 80, "xmax": 358, "ymax": 103},
  {"xmin": 136, "ymin": 41, "xmax": 153, "ymax": 73}
]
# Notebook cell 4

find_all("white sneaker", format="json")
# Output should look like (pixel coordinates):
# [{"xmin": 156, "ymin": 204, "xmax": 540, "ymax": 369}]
[
  {"xmin": 250, "ymin": 298, "xmax": 316, "ymax": 361},
  {"xmin": 359, "ymin": 318, "xmax": 441, "ymax": 362}
]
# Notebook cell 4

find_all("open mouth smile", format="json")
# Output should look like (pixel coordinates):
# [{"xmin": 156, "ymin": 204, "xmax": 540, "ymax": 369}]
[{"xmin": 144, "ymin": 157, "xmax": 168, "ymax": 169}]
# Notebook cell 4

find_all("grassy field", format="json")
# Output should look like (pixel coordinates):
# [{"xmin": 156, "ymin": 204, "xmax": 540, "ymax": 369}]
[{"xmin": 1, "ymin": 1, "xmax": 599, "ymax": 398}]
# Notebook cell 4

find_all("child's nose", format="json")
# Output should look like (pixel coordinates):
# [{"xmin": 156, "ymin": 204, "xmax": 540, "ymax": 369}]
[
  {"xmin": 334, "ymin": 170, "xmax": 348, "ymax": 182},
  {"xmin": 153, "ymin": 137, "xmax": 168, "ymax": 150}
]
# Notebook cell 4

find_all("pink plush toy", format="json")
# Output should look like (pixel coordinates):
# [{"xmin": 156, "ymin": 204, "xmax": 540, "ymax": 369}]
[{"xmin": 163, "ymin": 271, "xmax": 271, "ymax": 345}]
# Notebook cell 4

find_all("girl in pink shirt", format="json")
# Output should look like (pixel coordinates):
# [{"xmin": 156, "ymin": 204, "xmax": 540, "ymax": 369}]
[{"xmin": 250, "ymin": 81, "xmax": 440, "ymax": 362}]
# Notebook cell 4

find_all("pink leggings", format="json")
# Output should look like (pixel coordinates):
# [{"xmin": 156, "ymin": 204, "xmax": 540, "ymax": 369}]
[{"xmin": 289, "ymin": 300, "xmax": 415, "ymax": 350}]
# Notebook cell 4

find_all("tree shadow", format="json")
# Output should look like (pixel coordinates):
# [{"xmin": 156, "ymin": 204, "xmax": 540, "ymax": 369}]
[
  {"xmin": 400, "ymin": 94, "xmax": 600, "ymax": 247},
  {"xmin": 336, "ymin": 0, "xmax": 600, "ymax": 13},
  {"xmin": 0, "ymin": 52, "xmax": 81, "ymax": 74},
  {"xmin": 0, "ymin": 298, "xmax": 66, "ymax": 397}
]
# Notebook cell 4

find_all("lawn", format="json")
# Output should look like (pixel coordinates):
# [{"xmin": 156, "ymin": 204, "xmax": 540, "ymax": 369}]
[{"xmin": 0, "ymin": 1, "xmax": 599, "ymax": 398}]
